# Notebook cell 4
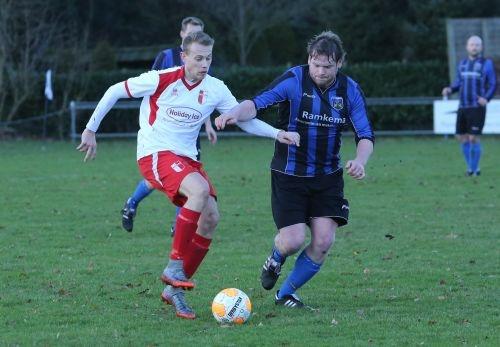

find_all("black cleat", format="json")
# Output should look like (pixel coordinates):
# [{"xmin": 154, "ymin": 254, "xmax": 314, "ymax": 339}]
[
  {"xmin": 466, "ymin": 171, "xmax": 473, "ymax": 177},
  {"xmin": 274, "ymin": 291, "xmax": 304, "ymax": 308},
  {"xmin": 121, "ymin": 198, "xmax": 136, "ymax": 232},
  {"xmin": 261, "ymin": 256, "xmax": 282, "ymax": 290},
  {"xmin": 473, "ymin": 170, "xmax": 481, "ymax": 176}
]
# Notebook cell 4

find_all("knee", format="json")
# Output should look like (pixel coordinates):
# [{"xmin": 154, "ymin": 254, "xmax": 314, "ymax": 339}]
[
  {"xmin": 198, "ymin": 209, "xmax": 219, "ymax": 238},
  {"xmin": 312, "ymin": 233, "xmax": 335, "ymax": 255},
  {"xmin": 280, "ymin": 234, "xmax": 305, "ymax": 254}
]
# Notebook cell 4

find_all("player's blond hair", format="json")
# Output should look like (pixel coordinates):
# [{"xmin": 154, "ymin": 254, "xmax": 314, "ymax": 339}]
[{"xmin": 182, "ymin": 31, "xmax": 214, "ymax": 52}]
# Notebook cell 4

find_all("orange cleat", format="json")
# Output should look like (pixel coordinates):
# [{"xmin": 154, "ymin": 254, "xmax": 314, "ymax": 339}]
[
  {"xmin": 160, "ymin": 273, "xmax": 195, "ymax": 290},
  {"xmin": 161, "ymin": 286, "xmax": 196, "ymax": 320}
]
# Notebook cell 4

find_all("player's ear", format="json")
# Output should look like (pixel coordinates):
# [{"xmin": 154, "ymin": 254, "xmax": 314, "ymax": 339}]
[{"xmin": 336, "ymin": 59, "xmax": 343, "ymax": 69}]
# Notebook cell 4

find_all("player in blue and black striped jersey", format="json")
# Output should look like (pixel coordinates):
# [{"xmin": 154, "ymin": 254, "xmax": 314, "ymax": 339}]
[
  {"xmin": 442, "ymin": 35, "xmax": 497, "ymax": 176},
  {"xmin": 216, "ymin": 31, "xmax": 374, "ymax": 308},
  {"xmin": 121, "ymin": 17, "xmax": 217, "ymax": 234}
]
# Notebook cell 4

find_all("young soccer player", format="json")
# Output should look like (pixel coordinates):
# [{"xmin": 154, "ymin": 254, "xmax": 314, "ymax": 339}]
[
  {"xmin": 121, "ymin": 16, "xmax": 215, "ymax": 234},
  {"xmin": 77, "ymin": 31, "xmax": 299, "ymax": 319}
]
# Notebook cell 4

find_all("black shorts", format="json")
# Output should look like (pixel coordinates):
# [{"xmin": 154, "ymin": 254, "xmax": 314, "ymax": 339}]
[
  {"xmin": 456, "ymin": 107, "xmax": 486, "ymax": 135},
  {"xmin": 271, "ymin": 169, "xmax": 349, "ymax": 229}
]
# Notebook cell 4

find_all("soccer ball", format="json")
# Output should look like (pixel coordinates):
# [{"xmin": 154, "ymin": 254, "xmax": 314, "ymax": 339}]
[{"xmin": 211, "ymin": 288, "xmax": 252, "ymax": 324}]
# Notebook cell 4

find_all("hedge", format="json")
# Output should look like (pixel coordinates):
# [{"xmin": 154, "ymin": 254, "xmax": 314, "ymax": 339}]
[{"xmin": 3, "ymin": 61, "xmax": 448, "ymax": 136}]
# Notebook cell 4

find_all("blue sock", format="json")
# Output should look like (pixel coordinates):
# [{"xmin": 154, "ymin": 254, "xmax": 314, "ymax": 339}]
[
  {"xmin": 278, "ymin": 249, "xmax": 321, "ymax": 298},
  {"xmin": 271, "ymin": 246, "xmax": 286, "ymax": 264},
  {"xmin": 461, "ymin": 142, "xmax": 471, "ymax": 172},
  {"xmin": 470, "ymin": 142, "xmax": 482, "ymax": 173},
  {"xmin": 129, "ymin": 180, "xmax": 153, "ymax": 209}
]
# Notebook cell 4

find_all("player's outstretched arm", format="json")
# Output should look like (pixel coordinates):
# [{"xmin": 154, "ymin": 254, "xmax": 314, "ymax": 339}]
[
  {"xmin": 345, "ymin": 139, "xmax": 373, "ymax": 180},
  {"xmin": 76, "ymin": 82, "xmax": 130, "ymax": 162},
  {"xmin": 215, "ymin": 100, "xmax": 256, "ymax": 130},
  {"xmin": 236, "ymin": 118, "xmax": 300, "ymax": 146}
]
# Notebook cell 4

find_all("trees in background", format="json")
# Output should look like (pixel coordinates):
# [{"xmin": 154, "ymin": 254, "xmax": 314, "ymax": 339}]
[
  {"xmin": 0, "ymin": 0, "xmax": 91, "ymax": 136},
  {"xmin": 1, "ymin": 0, "xmax": 500, "ymax": 126}
]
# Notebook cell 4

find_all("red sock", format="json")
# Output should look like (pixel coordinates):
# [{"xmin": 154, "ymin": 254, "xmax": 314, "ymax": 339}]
[
  {"xmin": 170, "ymin": 208, "xmax": 201, "ymax": 260},
  {"xmin": 184, "ymin": 233, "xmax": 212, "ymax": 278}
]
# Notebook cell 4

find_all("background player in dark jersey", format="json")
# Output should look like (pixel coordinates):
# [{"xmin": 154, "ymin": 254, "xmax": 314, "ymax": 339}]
[
  {"xmin": 152, "ymin": 17, "xmax": 204, "ymax": 70},
  {"xmin": 121, "ymin": 17, "xmax": 217, "ymax": 233},
  {"xmin": 442, "ymin": 35, "xmax": 497, "ymax": 176},
  {"xmin": 216, "ymin": 31, "xmax": 374, "ymax": 308}
]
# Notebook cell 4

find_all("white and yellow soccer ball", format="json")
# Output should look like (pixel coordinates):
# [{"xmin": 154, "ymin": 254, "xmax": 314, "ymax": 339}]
[{"xmin": 211, "ymin": 288, "xmax": 252, "ymax": 324}]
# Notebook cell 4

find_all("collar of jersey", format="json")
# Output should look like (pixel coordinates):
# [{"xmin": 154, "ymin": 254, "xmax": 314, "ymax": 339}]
[{"xmin": 180, "ymin": 66, "xmax": 203, "ymax": 91}]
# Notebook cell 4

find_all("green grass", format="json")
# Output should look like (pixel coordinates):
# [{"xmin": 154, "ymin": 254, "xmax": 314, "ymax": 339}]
[{"xmin": 1, "ymin": 137, "xmax": 499, "ymax": 346}]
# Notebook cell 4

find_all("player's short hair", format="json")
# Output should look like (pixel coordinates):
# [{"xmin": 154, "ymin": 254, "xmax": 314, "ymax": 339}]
[
  {"xmin": 181, "ymin": 16, "xmax": 204, "ymax": 31},
  {"xmin": 182, "ymin": 31, "xmax": 214, "ymax": 52},
  {"xmin": 466, "ymin": 35, "xmax": 482, "ymax": 43},
  {"xmin": 307, "ymin": 31, "xmax": 346, "ymax": 63}
]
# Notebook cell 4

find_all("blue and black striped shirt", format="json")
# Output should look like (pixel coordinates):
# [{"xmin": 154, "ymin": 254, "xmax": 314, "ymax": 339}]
[
  {"xmin": 152, "ymin": 46, "xmax": 183, "ymax": 70},
  {"xmin": 450, "ymin": 57, "xmax": 497, "ymax": 108},
  {"xmin": 253, "ymin": 65, "xmax": 374, "ymax": 177}
]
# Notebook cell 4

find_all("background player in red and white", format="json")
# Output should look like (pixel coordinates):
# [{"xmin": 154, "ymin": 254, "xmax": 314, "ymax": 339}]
[{"xmin": 77, "ymin": 31, "xmax": 300, "ymax": 320}]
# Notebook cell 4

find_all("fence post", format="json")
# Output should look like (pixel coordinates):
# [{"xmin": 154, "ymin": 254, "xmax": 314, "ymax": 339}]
[{"xmin": 70, "ymin": 101, "xmax": 76, "ymax": 143}]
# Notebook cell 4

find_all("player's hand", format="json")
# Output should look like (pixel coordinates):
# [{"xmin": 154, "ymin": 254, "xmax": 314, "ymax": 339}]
[
  {"xmin": 206, "ymin": 123, "xmax": 218, "ymax": 144},
  {"xmin": 76, "ymin": 128, "xmax": 97, "ymax": 162},
  {"xmin": 345, "ymin": 159, "xmax": 365, "ymax": 180},
  {"xmin": 276, "ymin": 131, "xmax": 300, "ymax": 146},
  {"xmin": 477, "ymin": 96, "xmax": 488, "ymax": 106},
  {"xmin": 215, "ymin": 113, "xmax": 238, "ymax": 130},
  {"xmin": 442, "ymin": 87, "xmax": 452, "ymax": 97}
]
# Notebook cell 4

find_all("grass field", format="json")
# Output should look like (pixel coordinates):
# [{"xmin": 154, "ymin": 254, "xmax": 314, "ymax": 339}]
[{"xmin": 1, "ymin": 137, "xmax": 499, "ymax": 346}]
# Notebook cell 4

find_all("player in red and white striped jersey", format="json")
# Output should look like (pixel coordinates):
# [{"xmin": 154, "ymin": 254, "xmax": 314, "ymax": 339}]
[{"xmin": 77, "ymin": 31, "xmax": 300, "ymax": 320}]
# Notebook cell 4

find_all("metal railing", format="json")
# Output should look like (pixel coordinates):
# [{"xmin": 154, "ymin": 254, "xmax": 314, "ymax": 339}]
[{"xmin": 69, "ymin": 97, "xmax": 442, "ymax": 142}]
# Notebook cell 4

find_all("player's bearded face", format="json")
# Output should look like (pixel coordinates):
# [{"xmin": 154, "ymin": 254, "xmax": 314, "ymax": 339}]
[
  {"xmin": 182, "ymin": 43, "xmax": 213, "ymax": 83},
  {"xmin": 466, "ymin": 39, "xmax": 482, "ymax": 57},
  {"xmin": 308, "ymin": 54, "xmax": 340, "ymax": 88}
]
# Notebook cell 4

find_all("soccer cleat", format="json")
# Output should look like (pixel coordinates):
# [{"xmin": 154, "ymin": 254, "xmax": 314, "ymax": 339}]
[
  {"xmin": 161, "ymin": 285, "xmax": 196, "ymax": 319},
  {"xmin": 465, "ymin": 171, "xmax": 473, "ymax": 177},
  {"xmin": 160, "ymin": 273, "xmax": 194, "ymax": 289},
  {"xmin": 161, "ymin": 260, "xmax": 195, "ymax": 289},
  {"xmin": 121, "ymin": 198, "xmax": 136, "ymax": 232},
  {"xmin": 274, "ymin": 291, "xmax": 304, "ymax": 308},
  {"xmin": 261, "ymin": 256, "xmax": 282, "ymax": 290},
  {"xmin": 473, "ymin": 170, "xmax": 481, "ymax": 176}
]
